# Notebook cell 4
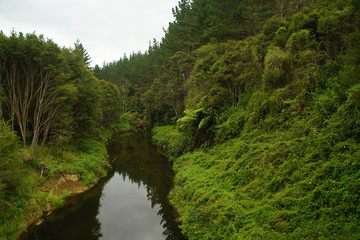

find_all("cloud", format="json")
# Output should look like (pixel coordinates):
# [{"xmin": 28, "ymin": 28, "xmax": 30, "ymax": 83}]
[{"xmin": 0, "ymin": 0, "xmax": 177, "ymax": 66}]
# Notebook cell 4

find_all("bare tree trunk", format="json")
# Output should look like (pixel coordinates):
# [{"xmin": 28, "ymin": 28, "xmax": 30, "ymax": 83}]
[
  {"xmin": 14, "ymin": 59, "xmax": 38, "ymax": 147},
  {"xmin": 39, "ymin": 100, "xmax": 60, "ymax": 148},
  {"xmin": 31, "ymin": 69, "xmax": 59, "ymax": 151},
  {"xmin": 3, "ymin": 58, "xmax": 47, "ymax": 149},
  {"xmin": 5, "ymin": 58, "xmax": 38, "ymax": 147},
  {"xmin": 31, "ymin": 70, "xmax": 47, "ymax": 151},
  {"xmin": 2, "ymin": 49, "xmax": 61, "ymax": 150},
  {"xmin": 41, "ymin": 114, "xmax": 53, "ymax": 147}
]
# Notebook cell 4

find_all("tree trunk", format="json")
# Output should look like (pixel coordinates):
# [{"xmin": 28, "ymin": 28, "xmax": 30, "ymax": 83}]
[{"xmin": 31, "ymin": 69, "xmax": 59, "ymax": 151}]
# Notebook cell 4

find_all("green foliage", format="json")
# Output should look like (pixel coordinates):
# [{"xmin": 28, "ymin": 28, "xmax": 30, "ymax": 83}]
[
  {"xmin": 0, "ymin": 121, "xmax": 23, "ymax": 213},
  {"xmin": 124, "ymin": 112, "xmax": 150, "ymax": 131},
  {"xmin": 286, "ymin": 29, "xmax": 316, "ymax": 52},
  {"xmin": 0, "ymin": 31, "xmax": 120, "ymax": 239},
  {"xmin": 0, "ymin": 31, "xmax": 119, "ymax": 151},
  {"xmin": 263, "ymin": 16, "xmax": 287, "ymax": 37},
  {"xmin": 74, "ymin": 39, "xmax": 92, "ymax": 68},
  {"xmin": 168, "ymin": 123, "xmax": 360, "ymax": 239},
  {"xmin": 150, "ymin": 0, "xmax": 360, "ymax": 239},
  {"xmin": 347, "ymin": 83, "xmax": 360, "ymax": 108},
  {"xmin": 2, "ymin": 0, "xmax": 357, "ymax": 239},
  {"xmin": 263, "ymin": 47, "xmax": 293, "ymax": 90},
  {"xmin": 288, "ymin": 12, "xmax": 315, "ymax": 33},
  {"xmin": 98, "ymin": 80, "xmax": 123, "ymax": 129},
  {"xmin": 0, "ymin": 138, "xmax": 110, "ymax": 239},
  {"xmin": 177, "ymin": 108, "xmax": 214, "ymax": 148},
  {"xmin": 152, "ymin": 125, "xmax": 188, "ymax": 156},
  {"xmin": 273, "ymin": 26, "xmax": 289, "ymax": 48},
  {"xmin": 215, "ymin": 107, "xmax": 245, "ymax": 143}
]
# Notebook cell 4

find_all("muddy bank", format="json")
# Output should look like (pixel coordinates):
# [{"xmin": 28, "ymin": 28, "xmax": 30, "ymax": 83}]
[{"xmin": 17, "ymin": 173, "xmax": 98, "ymax": 238}]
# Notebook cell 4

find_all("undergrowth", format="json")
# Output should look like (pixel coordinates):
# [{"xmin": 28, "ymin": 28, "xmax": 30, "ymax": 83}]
[
  {"xmin": 0, "ymin": 122, "xmax": 122, "ymax": 239},
  {"xmin": 155, "ymin": 114, "xmax": 360, "ymax": 239}
]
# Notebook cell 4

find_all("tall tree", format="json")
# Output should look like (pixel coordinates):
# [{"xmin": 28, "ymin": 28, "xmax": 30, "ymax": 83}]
[{"xmin": 74, "ymin": 39, "xmax": 92, "ymax": 68}]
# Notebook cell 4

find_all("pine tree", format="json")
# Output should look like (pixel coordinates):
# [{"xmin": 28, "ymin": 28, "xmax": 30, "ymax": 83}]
[{"xmin": 74, "ymin": 39, "xmax": 92, "ymax": 68}]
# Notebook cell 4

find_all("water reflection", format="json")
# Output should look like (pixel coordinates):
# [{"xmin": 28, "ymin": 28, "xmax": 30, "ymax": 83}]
[
  {"xmin": 97, "ymin": 174, "xmax": 164, "ymax": 239},
  {"xmin": 20, "ymin": 134, "xmax": 186, "ymax": 240}
]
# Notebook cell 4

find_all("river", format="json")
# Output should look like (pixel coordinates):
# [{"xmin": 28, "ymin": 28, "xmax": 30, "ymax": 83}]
[{"xmin": 20, "ymin": 134, "xmax": 186, "ymax": 240}]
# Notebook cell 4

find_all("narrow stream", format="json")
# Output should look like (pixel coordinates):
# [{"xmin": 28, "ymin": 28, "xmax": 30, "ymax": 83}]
[{"xmin": 20, "ymin": 134, "xmax": 186, "ymax": 240}]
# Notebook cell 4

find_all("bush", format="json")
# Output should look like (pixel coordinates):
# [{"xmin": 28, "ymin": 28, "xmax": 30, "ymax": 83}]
[
  {"xmin": 152, "ymin": 126, "xmax": 188, "ymax": 156},
  {"xmin": 286, "ymin": 29, "xmax": 315, "ymax": 52},
  {"xmin": 347, "ymin": 83, "xmax": 360, "ymax": 108},
  {"xmin": 262, "ymin": 47, "xmax": 293, "ymax": 90},
  {"xmin": 215, "ymin": 108, "xmax": 245, "ymax": 142},
  {"xmin": 0, "ymin": 121, "xmax": 23, "ymax": 212}
]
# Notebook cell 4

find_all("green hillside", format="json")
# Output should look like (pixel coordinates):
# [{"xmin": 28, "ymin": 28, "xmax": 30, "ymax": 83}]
[{"xmin": 149, "ymin": 0, "xmax": 360, "ymax": 239}]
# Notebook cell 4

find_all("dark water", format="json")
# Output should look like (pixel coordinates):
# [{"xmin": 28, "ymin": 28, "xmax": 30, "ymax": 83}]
[{"xmin": 20, "ymin": 134, "xmax": 186, "ymax": 240}]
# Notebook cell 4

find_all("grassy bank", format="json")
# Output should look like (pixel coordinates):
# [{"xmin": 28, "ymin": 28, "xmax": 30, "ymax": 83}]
[
  {"xmin": 152, "ymin": 125, "xmax": 188, "ymax": 157},
  {"xmin": 0, "ymin": 113, "xmax": 143, "ymax": 239},
  {"xmin": 153, "ymin": 124, "xmax": 360, "ymax": 239},
  {"xmin": 0, "ymin": 140, "xmax": 109, "ymax": 240},
  {"xmin": 0, "ymin": 115, "xmax": 139, "ymax": 240}
]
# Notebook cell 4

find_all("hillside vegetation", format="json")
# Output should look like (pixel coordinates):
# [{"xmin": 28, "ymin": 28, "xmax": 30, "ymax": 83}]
[{"xmin": 150, "ymin": 0, "xmax": 360, "ymax": 239}]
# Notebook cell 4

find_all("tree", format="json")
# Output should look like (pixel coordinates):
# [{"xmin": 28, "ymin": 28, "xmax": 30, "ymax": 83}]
[
  {"xmin": 98, "ymin": 80, "xmax": 122, "ymax": 128},
  {"xmin": 165, "ymin": 51, "xmax": 194, "ymax": 126},
  {"xmin": 116, "ymin": 78, "xmax": 131, "ymax": 113},
  {"xmin": 0, "ymin": 32, "xmax": 7, "ymax": 120},
  {"xmin": 0, "ymin": 33, "xmax": 66, "ymax": 150},
  {"xmin": 30, "ymin": 39, "xmax": 64, "ymax": 151},
  {"xmin": 2, "ymin": 32, "xmax": 34, "ymax": 146},
  {"xmin": 74, "ymin": 39, "xmax": 92, "ymax": 68}
]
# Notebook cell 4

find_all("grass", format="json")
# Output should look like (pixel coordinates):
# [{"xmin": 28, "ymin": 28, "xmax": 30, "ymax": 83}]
[
  {"xmin": 154, "ymin": 123, "xmax": 360, "ymax": 240},
  {"xmin": 0, "ymin": 115, "xmax": 138, "ymax": 239},
  {"xmin": 152, "ymin": 125, "xmax": 188, "ymax": 157},
  {"xmin": 0, "ymin": 140, "xmax": 110, "ymax": 240}
]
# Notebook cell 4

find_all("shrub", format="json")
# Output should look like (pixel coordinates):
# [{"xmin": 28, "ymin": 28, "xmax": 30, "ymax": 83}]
[
  {"xmin": 262, "ymin": 47, "xmax": 293, "ymax": 90},
  {"xmin": 0, "ymin": 121, "xmax": 23, "ymax": 213}
]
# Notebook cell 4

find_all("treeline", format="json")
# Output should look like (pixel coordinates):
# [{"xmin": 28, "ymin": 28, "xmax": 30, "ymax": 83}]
[
  {"xmin": 0, "ymin": 32, "xmax": 123, "ymax": 238},
  {"xmin": 0, "ymin": 32, "xmax": 123, "ymax": 150},
  {"xmin": 94, "ymin": 0, "xmax": 340, "ymax": 127},
  {"xmin": 97, "ymin": 0, "xmax": 360, "ymax": 239},
  {"xmin": 95, "ymin": 0, "xmax": 360, "ymax": 150}
]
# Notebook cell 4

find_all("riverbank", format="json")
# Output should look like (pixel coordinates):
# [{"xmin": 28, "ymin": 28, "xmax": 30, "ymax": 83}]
[
  {"xmin": 152, "ymin": 125, "xmax": 360, "ymax": 239},
  {"xmin": 0, "ymin": 115, "xmax": 136, "ymax": 240},
  {"xmin": 0, "ymin": 139, "xmax": 110, "ymax": 240}
]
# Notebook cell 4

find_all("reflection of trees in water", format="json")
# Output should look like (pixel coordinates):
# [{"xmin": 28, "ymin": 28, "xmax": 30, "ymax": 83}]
[
  {"xmin": 22, "ymin": 134, "xmax": 185, "ymax": 240},
  {"xmin": 20, "ymin": 186, "xmax": 105, "ymax": 240},
  {"xmin": 108, "ymin": 134, "xmax": 186, "ymax": 240}
]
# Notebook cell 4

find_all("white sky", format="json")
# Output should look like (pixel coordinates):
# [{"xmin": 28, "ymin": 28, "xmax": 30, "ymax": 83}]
[{"xmin": 0, "ymin": 0, "xmax": 178, "ymax": 67}]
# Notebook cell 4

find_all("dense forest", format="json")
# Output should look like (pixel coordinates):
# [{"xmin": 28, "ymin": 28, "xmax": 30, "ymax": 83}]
[
  {"xmin": 1, "ymin": 0, "xmax": 360, "ymax": 239},
  {"xmin": 95, "ymin": 0, "xmax": 360, "ymax": 239}
]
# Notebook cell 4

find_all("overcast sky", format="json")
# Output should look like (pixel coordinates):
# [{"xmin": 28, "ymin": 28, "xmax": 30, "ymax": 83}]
[{"xmin": 0, "ymin": 0, "xmax": 178, "ymax": 67}]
